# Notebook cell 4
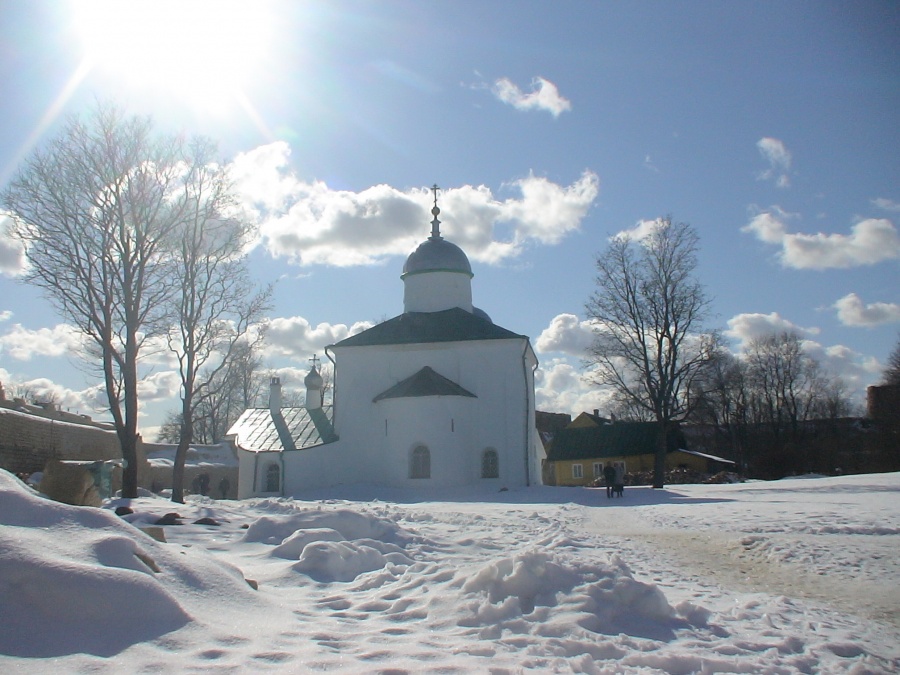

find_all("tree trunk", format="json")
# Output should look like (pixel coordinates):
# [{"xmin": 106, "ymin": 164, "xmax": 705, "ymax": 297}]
[
  {"xmin": 170, "ymin": 398, "xmax": 193, "ymax": 504},
  {"xmin": 653, "ymin": 422, "xmax": 667, "ymax": 488}
]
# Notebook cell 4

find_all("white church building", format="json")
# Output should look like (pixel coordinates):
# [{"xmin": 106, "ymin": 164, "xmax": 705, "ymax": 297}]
[{"xmin": 228, "ymin": 193, "xmax": 542, "ymax": 497}]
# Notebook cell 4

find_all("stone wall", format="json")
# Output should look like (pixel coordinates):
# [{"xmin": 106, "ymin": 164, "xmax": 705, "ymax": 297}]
[{"xmin": 0, "ymin": 406, "xmax": 147, "ymax": 484}]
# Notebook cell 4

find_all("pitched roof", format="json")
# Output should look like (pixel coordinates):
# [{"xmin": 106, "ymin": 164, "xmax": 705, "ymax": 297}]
[
  {"xmin": 546, "ymin": 422, "xmax": 687, "ymax": 462},
  {"xmin": 227, "ymin": 405, "xmax": 336, "ymax": 453},
  {"xmin": 373, "ymin": 366, "xmax": 476, "ymax": 402},
  {"xmin": 331, "ymin": 308, "xmax": 525, "ymax": 348}
]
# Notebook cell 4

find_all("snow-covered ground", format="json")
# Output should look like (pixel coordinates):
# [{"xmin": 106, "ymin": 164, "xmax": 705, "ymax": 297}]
[{"xmin": 1, "ymin": 469, "xmax": 898, "ymax": 674}]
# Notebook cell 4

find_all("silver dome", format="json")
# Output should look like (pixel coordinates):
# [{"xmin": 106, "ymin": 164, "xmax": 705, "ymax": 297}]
[{"xmin": 402, "ymin": 237, "xmax": 473, "ymax": 278}]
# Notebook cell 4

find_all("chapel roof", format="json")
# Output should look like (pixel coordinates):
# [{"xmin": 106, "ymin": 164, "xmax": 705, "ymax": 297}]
[
  {"xmin": 331, "ymin": 307, "xmax": 525, "ymax": 348},
  {"xmin": 227, "ymin": 405, "xmax": 336, "ymax": 453},
  {"xmin": 373, "ymin": 366, "xmax": 477, "ymax": 402}
]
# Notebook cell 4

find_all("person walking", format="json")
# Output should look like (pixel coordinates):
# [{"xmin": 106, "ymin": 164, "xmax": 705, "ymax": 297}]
[
  {"xmin": 603, "ymin": 464, "xmax": 617, "ymax": 498},
  {"xmin": 614, "ymin": 463, "xmax": 626, "ymax": 497}
]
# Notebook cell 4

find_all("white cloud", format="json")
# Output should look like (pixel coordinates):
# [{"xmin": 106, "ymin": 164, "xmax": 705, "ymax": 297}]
[
  {"xmin": 535, "ymin": 358, "xmax": 611, "ymax": 417},
  {"xmin": 535, "ymin": 313, "xmax": 595, "ymax": 356},
  {"xmin": 491, "ymin": 76, "xmax": 572, "ymax": 117},
  {"xmin": 0, "ymin": 212, "xmax": 27, "ymax": 277},
  {"xmin": 756, "ymin": 137, "xmax": 791, "ymax": 188},
  {"xmin": 0, "ymin": 323, "xmax": 84, "ymax": 360},
  {"xmin": 612, "ymin": 218, "xmax": 665, "ymax": 242},
  {"xmin": 0, "ymin": 311, "xmax": 11, "ymax": 322},
  {"xmin": 799, "ymin": 339, "xmax": 881, "ymax": 392},
  {"xmin": 872, "ymin": 197, "xmax": 900, "ymax": 212},
  {"xmin": 834, "ymin": 293, "xmax": 900, "ymax": 328},
  {"xmin": 725, "ymin": 312, "xmax": 819, "ymax": 349},
  {"xmin": 742, "ymin": 210, "xmax": 788, "ymax": 244},
  {"xmin": 0, "ymin": 370, "xmax": 109, "ymax": 417},
  {"xmin": 263, "ymin": 316, "xmax": 373, "ymax": 361},
  {"xmin": 230, "ymin": 143, "xmax": 599, "ymax": 268},
  {"xmin": 742, "ymin": 210, "xmax": 900, "ymax": 269},
  {"xmin": 137, "ymin": 370, "xmax": 182, "ymax": 402}
]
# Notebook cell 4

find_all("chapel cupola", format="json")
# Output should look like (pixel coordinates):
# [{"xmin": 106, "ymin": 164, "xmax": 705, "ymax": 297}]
[
  {"xmin": 304, "ymin": 356, "xmax": 324, "ymax": 410},
  {"xmin": 402, "ymin": 184, "xmax": 474, "ymax": 314}
]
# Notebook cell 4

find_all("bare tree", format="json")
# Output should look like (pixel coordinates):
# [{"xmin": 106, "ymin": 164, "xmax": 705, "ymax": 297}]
[
  {"xmin": 883, "ymin": 333, "xmax": 900, "ymax": 386},
  {"xmin": 165, "ymin": 141, "xmax": 271, "ymax": 503},
  {"xmin": 689, "ymin": 348, "xmax": 749, "ymax": 472},
  {"xmin": 3, "ymin": 104, "xmax": 192, "ymax": 497},
  {"xmin": 744, "ymin": 332, "xmax": 824, "ymax": 440},
  {"xmin": 585, "ymin": 217, "xmax": 718, "ymax": 488}
]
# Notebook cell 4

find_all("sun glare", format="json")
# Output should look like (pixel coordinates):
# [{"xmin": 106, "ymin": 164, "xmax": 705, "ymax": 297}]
[{"xmin": 72, "ymin": 0, "xmax": 273, "ymax": 110}]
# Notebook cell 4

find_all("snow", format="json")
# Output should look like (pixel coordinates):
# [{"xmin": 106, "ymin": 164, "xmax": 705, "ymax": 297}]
[{"xmin": 1, "ymin": 469, "xmax": 898, "ymax": 673}]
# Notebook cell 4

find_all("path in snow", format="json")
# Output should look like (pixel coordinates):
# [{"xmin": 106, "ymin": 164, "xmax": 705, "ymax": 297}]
[{"xmin": 578, "ymin": 486, "xmax": 900, "ymax": 629}]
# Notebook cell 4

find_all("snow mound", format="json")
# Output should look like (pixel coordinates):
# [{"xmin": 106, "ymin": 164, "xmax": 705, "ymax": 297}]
[
  {"xmin": 243, "ymin": 508, "xmax": 410, "ymax": 545},
  {"xmin": 0, "ymin": 470, "xmax": 255, "ymax": 658},
  {"xmin": 271, "ymin": 527, "xmax": 345, "ymax": 558},
  {"xmin": 293, "ymin": 539, "xmax": 414, "ymax": 582},
  {"xmin": 458, "ymin": 550, "xmax": 701, "ymax": 639},
  {"xmin": 246, "ymin": 508, "xmax": 417, "ymax": 581},
  {"xmin": 0, "ymin": 472, "xmax": 189, "ymax": 657}
]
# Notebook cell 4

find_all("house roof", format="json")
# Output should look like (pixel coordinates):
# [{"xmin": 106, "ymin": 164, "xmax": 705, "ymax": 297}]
[
  {"xmin": 331, "ymin": 308, "xmax": 525, "ymax": 348},
  {"xmin": 676, "ymin": 448, "xmax": 735, "ymax": 465},
  {"xmin": 374, "ymin": 366, "xmax": 476, "ymax": 402},
  {"xmin": 226, "ymin": 405, "xmax": 336, "ymax": 453},
  {"xmin": 546, "ymin": 422, "xmax": 687, "ymax": 462}
]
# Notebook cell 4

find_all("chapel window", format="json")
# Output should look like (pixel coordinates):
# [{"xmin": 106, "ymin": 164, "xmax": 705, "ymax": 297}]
[
  {"xmin": 410, "ymin": 445, "xmax": 430, "ymax": 479},
  {"xmin": 481, "ymin": 448, "xmax": 499, "ymax": 479},
  {"xmin": 265, "ymin": 463, "xmax": 280, "ymax": 492}
]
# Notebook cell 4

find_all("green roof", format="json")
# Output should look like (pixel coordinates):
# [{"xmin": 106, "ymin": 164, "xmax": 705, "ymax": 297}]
[
  {"xmin": 331, "ymin": 308, "xmax": 525, "ymax": 348},
  {"xmin": 547, "ymin": 422, "xmax": 687, "ymax": 462},
  {"xmin": 227, "ymin": 405, "xmax": 336, "ymax": 453}
]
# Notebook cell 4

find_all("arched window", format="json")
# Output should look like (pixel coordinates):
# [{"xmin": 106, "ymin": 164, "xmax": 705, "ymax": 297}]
[
  {"xmin": 265, "ymin": 463, "xmax": 280, "ymax": 493},
  {"xmin": 481, "ymin": 448, "xmax": 499, "ymax": 479},
  {"xmin": 410, "ymin": 445, "xmax": 430, "ymax": 479}
]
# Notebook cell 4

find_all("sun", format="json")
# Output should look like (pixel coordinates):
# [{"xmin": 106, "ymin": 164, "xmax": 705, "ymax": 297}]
[{"xmin": 71, "ymin": 0, "xmax": 273, "ymax": 111}]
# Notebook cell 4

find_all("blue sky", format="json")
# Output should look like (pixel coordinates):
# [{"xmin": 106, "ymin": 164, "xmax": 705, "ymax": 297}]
[{"xmin": 0, "ymin": 0, "xmax": 898, "ymax": 436}]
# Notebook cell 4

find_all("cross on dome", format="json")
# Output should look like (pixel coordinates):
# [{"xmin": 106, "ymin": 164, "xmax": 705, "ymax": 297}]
[
  {"xmin": 430, "ymin": 183, "xmax": 442, "ymax": 240},
  {"xmin": 308, "ymin": 354, "xmax": 320, "ymax": 369}
]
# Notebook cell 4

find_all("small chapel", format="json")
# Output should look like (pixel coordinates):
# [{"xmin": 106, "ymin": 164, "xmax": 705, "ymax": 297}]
[{"xmin": 228, "ymin": 188, "xmax": 543, "ymax": 497}]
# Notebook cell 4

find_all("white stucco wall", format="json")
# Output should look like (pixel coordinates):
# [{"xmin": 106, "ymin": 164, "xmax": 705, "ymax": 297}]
[
  {"xmin": 330, "ymin": 337, "xmax": 537, "ymax": 488},
  {"xmin": 403, "ymin": 271, "xmax": 473, "ymax": 313}
]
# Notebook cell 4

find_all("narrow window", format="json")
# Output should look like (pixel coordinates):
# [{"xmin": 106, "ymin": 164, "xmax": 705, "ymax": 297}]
[
  {"xmin": 265, "ymin": 463, "xmax": 280, "ymax": 492},
  {"xmin": 572, "ymin": 463, "xmax": 583, "ymax": 479},
  {"xmin": 481, "ymin": 448, "xmax": 499, "ymax": 479},
  {"xmin": 410, "ymin": 445, "xmax": 430, "ymax": 479},
  {"xmin": 593, "ymin": 462, "xmax": 603, "ymax": 478}
]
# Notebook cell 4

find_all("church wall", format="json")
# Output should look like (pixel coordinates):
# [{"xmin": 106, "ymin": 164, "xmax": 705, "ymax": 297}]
[
  {"xmin": 403, "ymin": 271, "xmax": 473, "ymax": 313},
  {"xmin": 332, "ymin": 337, "xmax": 534, "ymax": 487},
  {"xmin": 376, "ymin": 396, "xmax": 485, "ymax": 486},
  {"xmin": 281, "ymin": 442, "xmax": 357, "ymax": 493}
]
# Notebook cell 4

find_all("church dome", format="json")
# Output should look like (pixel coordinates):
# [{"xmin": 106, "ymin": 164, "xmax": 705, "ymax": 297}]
[
  {"xmin": 402, "ymin": 237, "xmax": 473, "ymax": 278},
  {"xmin": 304, "ymin": 366, "xmax": 323, "ymax": 390}
]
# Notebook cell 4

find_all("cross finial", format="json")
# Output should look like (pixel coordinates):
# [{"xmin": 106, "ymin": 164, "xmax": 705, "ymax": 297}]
[
  {"xmin": 429, "ymin": 183, "xmax": 442, "ymax": 239},
  {"xmin": 309, "ymin": 354, "xmax": 320, "ymax": 369}
]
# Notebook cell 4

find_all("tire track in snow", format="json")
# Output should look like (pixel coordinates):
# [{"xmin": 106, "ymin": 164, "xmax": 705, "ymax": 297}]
[{"xmin": 578, "ymin": 503, "xmax": 900, "ymax": 629}]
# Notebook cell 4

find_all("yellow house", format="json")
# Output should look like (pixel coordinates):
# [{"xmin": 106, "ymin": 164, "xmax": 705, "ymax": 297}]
[{"xmin": 546, "ymin": 421, "xmax": 733, "ymax": 487}]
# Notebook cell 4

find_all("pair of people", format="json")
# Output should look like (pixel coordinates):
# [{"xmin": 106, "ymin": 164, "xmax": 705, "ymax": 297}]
[{"xmin": 603, "ymin": 464, "xmax": 625, "ymax": 498}]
